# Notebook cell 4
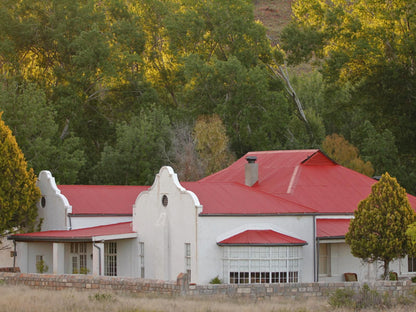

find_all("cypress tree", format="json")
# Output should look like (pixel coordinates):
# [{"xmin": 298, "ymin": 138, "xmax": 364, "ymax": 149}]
[
  {"xmin": 346, "ymin": 172, "xmax": 415, "ymax": 279},
  {"xmin": 0, "ymin": 112, "xmax": 40, "ymax": 236}
]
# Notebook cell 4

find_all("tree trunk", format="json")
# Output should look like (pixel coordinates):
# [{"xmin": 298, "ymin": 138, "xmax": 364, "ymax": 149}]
[{"xmin": 383, "ymin": 260, "xmax": 390, "ymax": 280}]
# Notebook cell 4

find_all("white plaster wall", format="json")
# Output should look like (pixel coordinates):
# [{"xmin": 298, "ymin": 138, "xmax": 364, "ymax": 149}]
[
  {"xmin": 117, "ymin": 239, "xmax": 138, "ymax": 277},
  {"xmin": 197, "ymin": 215, "xmax": 315, "ymax": 284},
  {"xmin": 0, "ymin": 237, "xmax": 13, "ymax": 267},
  {"xmin": 319, "ymin": 242, "xmax": 414, "ymax": 282},
  {"xmin": 319, "ymin": 242, "xmax": 363, "ymax": 282},
  {"xmin": 133, "ymin": 167, "xmax": 199, "ymax": 282},
  {"xmin": 37, "ymin": 171, "xmax": 71, "ymax": 231},
  {"xmin": 21, "ymin": 242, "xmax": 53, "ymax": 273},
  {"xmin": 70, "ymin": 216, "xmax": 132, "ymax": 230}
]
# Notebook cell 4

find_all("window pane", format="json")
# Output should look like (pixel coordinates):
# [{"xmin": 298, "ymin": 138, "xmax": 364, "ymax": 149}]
[{"xmin": 222, "ymin": 246, "xmax": 302, "ymax": 284}]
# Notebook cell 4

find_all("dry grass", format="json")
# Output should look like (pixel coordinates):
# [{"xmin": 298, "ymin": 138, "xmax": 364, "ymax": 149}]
[{"xmin": 0, "ymin": 285, "xmax": 414, "ymax": 312}]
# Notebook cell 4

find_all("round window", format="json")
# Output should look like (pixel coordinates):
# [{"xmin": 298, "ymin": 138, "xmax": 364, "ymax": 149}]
[{"xmin": 162, "ymin": 195, "xmax": 168, "ymax": 207}]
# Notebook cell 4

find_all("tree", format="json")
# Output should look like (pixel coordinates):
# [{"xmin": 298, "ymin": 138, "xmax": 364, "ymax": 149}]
[
  {"xmin": 169, "ymin": 123, "xmax": 204, "ymax": 182},
  {"xmin": 0, "ymin": 82, "xmax": 86, "ymax": 184},
  {"xmin": 194, "ymin": 114, "xmax": 234, "ymax": 176},
  {"xmin": 0, "ymin": 112, "xmax": 41, "ymax": 236},
  {"xmin": 345, "ymin": 173, "xmax": 415, "ymax": 279},
  {"xmin": 281, "ymin": 0, "xmax": 416, "ymax": 193},
  {"xmin": 92, "ymin": 106, "xmax": 172, "ymax": 185},
  {"xmin": 322, "ymin": 134, "xmax": 374, "ymax": 177}
]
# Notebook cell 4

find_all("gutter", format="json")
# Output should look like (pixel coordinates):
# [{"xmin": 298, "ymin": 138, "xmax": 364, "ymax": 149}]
[
  {"xmin": 313, "ymin": 216, "xmax": 317, "ymax": 282},
  {"xmin": 8, "ymin": 236, "xmax": 92, "ymax": 243},
  {"xmin": 93, "ymin": 242, "xmax": 102, "ymax": 276},
  {"xmin": 198, "ymin": 212, "xmax": 355, "ymax": 217},
  {"xmin": 13, "ymin": 240, "xmax": 17, "ymax": 269},
  {"xmin": 68, "ymin": 213, "xmax": 132, "ymax": 217},
  {"xmin": 217, "ymin": 242, "xmax": 308, "ymax": 247}
]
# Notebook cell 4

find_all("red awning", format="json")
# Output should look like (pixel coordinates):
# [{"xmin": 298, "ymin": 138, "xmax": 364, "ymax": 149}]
[
  {"xmin": 217, "ymin": 230, "xmax": 307, "ymax": 246},
  {"xmin": 8, "ymin": 222, "xmax": 135, "ymax": 242},
  {"xmin": 316, "ymin": 219, "xmax": 351, "ymax": 239}
]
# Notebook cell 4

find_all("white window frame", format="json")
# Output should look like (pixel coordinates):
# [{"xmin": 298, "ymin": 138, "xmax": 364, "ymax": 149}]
[
  {"xmin": 104, "ymin": 242, "xmax": 117, "ymax": 276},
  {"xmin": 222, "ymin": 246, "xmax": 302, "ymax": 284},
  {"xmin": 185, "ymin": 243, "xmax": 191, "ymax": 280},
  {"xmin": 408, "ymin": 256, "xmax": 416, "ymax": 273},
  {"xmin": 70, "ymin": 242, "xmax": 88, "ymax": 274},
  {"xmin": 319, "ymin": 243, "xmax": 331, "ymax": 276},
  {"xmin": 139, "ymin": 242, "xmax": 145, "ymax": 278}
]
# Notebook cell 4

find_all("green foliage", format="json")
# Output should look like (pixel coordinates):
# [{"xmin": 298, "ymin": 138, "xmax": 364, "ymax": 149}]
[
  {"xmin": 209, "ymin": 276, "xmax": 222, "ymax": 284},
  {"xmin": 282, "ymin": 0, "xmax": 416, "ymax": 194},
  {"xmin": 36, "ymin": 259, "xmax": 48, "ymax": 274},
  {"xmin": 328, "ymin": 284, "xmax": 393, "ymax": 310},
  {"xmin": 389, "ymin": 272, "xmax": 398, "ymax": 281},
  {"xmin": 194, "ymin": 115, "xmax": 234, "ymax": 176},
  {"xmin": 73, "ymin": 267, "xmax": 90, "ymax": 275},
  {"xmin": 328, "ymin": 288, "xmax": 355, "ymax": 308},
  {"xmin": 0, "ymin": 112, "xmax": 41, "ymax": 235},
  {"xmin": 0, "ymin": 82, "xmax": 86, "ymax": 183},
  {"xmin": 89, "ymin": 293, "xmax": 115, "ymax": 302},
  {"xmin": 346, "ymin": 173, "xmax": 416, "ymax": 278},
  {"xmin": 184, "ymin": 55, "xmax": 291, "ymax": 154},
  {"xmin": 322, "ymin": 134, "xmax": 374, "ymax": 176},
  {"xmin": 93, "ymin": 106, "xmax": 172, "ymax": 185}
]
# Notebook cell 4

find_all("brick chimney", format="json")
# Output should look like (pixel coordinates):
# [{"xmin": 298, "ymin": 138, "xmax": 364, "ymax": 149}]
[{"xmin": 245, "ymin": 156, "xmax": 258, "ymax": 187}]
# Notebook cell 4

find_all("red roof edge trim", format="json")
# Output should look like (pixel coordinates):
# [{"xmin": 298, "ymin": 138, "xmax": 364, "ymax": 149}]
[
  {"xmin": 217, "ymin": 242, "xmax": 306, "ymax": 246},
  {"xmin": 301, "ymin": 150, "xmax": 337, "ymax": 166},
  {"xmin": 217, "ymin": 230, "xmax": 307, "ymax": 246},
  {"xmin": 316, "ymin": 219, "xmax": 351, "ymax": 239}
]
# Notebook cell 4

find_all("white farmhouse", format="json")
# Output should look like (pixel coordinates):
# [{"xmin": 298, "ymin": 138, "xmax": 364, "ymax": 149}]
[{"xmin": 8, "ymin": 150, "xmax": 416, "ymax": 283}]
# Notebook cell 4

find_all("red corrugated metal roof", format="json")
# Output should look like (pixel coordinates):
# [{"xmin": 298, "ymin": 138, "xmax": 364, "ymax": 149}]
[
  {"xmin": 59, "ymin": 185, "xmax": 149, "ymax": 215},
  {"xmin": 9, "ymin": 222, "xmax": 134, "ymax": 242},
  {"xmin": 217, "ymin": 230, "xmax": 307, "ymax": 246},
  {"xmin": 183, "ymin": 182, "xmax": 316, "ymax": 215},
  {"xmin": 53, "ymin": 150, "xmax": 416, "ymax": 216},
  {"xmin": 200, "ymin": 150, "xmax": 416, "ymax": 214},
  {"xmin": 316, "ymin": 219, "xmax": 351, "ymax": 238}
]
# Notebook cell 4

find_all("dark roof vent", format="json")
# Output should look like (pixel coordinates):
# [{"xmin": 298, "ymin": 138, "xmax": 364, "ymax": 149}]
[{"xmin": 246, "ymin": 156, "xmax": 257, "ymax": 163}]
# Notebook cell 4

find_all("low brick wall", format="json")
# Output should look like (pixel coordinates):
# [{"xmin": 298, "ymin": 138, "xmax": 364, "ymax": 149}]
[
  {"xmin": 0, "ymin": 272, "xmax": 414, "ymax": 300},
  {"xmin": 0, "ymin": 267, "xmax": 20, "ymax": 273},
  {"xmin": 0, "ymin": 272, "xmax": 181, "ymax": 296},
  {"xmin": 189, "ymin": 280, "xmax": 415, "ymax": 299}
]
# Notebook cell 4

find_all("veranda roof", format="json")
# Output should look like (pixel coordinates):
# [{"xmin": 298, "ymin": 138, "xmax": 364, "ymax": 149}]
[
  {"xmin": 8, "ymin": 222, "xmax": 136, "ymax": 242},
  {"xmin": 217, "ymin": 229, "xmax": 307, "ymax": 246}
]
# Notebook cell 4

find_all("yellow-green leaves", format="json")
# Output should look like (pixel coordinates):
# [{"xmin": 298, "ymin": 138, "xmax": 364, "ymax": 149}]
[
  {"xmin": 322, "ymin": 133, "xmax": 374, "ymax": 176},
  {"xmin": 346, "ymin": 172, "xmax": 415, "ymax": 278},
  {"xmin": 194, "ymin": 114, "xmax": 234, "ymax": 176},
  {"xmin": 0, "ymin": 112, "xmax": 41, "ymax": 235}
]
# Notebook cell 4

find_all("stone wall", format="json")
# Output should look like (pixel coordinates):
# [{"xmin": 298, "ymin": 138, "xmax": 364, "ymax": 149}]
[
  {"xmin": 0, "ymin": 272, "xmax": 414, "ymax": 300},
  {"xmin": 0, "ymin": 272, "xmax": 181, "ymax": 296},
  {"xmin": 189, "ymin": 280, "xmax": 414, "ymax": 299}
]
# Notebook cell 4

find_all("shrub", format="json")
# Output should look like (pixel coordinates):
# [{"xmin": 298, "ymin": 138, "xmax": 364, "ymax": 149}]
[
  {"xmin": 36, "ymin": 259, "xmax": 48, "ymax": 274},
  {"xmin": 209, "ymin": 276, "xmax": 222, "ymax": 284},
  {"xmin": 328, "ymin": 288, "xmax": 355, "ymax": 308},
  {"xmin": 389, "ymin": 272, "xmax": 398, "ymax": 281},
  {"xmin": 89, "ymin": 293, "xmax": 115, "ymax": 302},
  {"xmin": 328, "ymin": 284, "xmax": 392, "ymax": 310}
]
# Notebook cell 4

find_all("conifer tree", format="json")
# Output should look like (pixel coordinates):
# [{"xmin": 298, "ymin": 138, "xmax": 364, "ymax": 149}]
[
  {"xmin": 346, "ymin": 173, "xmax": 415, "ymax": 279},
  {"xmin": 0, "ymin": 112, "xmax": 40, "ymax": 236}
]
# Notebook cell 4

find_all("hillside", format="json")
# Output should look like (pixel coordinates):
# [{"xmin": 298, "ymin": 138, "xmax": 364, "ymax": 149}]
[{"xmin": 254, "ymin": 0, "xmax": 293, "ymax": 44}]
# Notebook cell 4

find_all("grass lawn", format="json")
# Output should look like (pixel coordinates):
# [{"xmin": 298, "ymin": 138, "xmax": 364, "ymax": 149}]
[{"xmin": 0, "ymin": 284, "xmax": 414, "ymax": 312}]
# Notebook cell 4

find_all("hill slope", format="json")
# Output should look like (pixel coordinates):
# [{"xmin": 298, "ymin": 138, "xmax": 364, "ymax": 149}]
[{"xmin": 254, "ymin": 0, "xmax": 293, "ymax": 44}]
